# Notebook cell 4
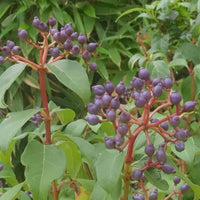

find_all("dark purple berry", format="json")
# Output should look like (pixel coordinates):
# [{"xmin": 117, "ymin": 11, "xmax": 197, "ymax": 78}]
[
  {"xmin": 150, "ymin": 118, "xmax": 159, "ymax": 123},
  {"xmin": 181, "ymin": 184, "xmax": 190, "ymax": 194},
  {"xmin": 106, "ymin": 110, "xmax": 116, "ymax": 122},
  {"xmin": 6, "ymin": 40, "xmax": 15, "ymax": 49},
  {"xmin": 110, "ymin": 97, "xmax": 120, "ymax": 109},
  {"xmin": 92, "ymin": 85, "xmax": 105, "ymax": 96},
  {"xmin": 162, "ymin": 164, "xmax": 176, "ymax": 174},
  {"xmin": 32, "ymin": 16, "xmax": 40, "ymax": 28},
  {"xmin": 78, "ymin": 33, "xmax": 86, "ymax": 44},
  {"xmin": 63, "ymin": 39, "xmax": 73, "ymax": 50},
  {"xmin": 102, "ymin": 93, "xmax": 111, "ymax": 106},
  {"xmin": 49, "ymin": 16, "xmax": 56, "ymax": 27},
  {"xmin": 116, "ymin": 81, "xmax": 126, "ymax": 95},
  {"xmin": 156, "ymin": 148, "xmax": 166, "ymax": 164},
  {"xmin": 0, "ymin": 164, "xmax": 4, "ymax": 171},
  {"xmin": 87, "ymin": 42, "xmax": 98, "ymax": 52},
  {"xmin": 50, "ymin": 29, "xmax": 58, "ymax": 35},
  {"xmin": 71, "ymin": 45, "xmax": 80, "ymax": 54},
  {"xmin": 49, "ymin": 48, "xmax": 60, "ymax": 58},
  {"xmin": 38, "ymin": 22, "xmax": 48, "ymax": 32},
  {"xmin": 105, "ymin": 81, "xmax": 115, "ymax": 94},
  {"xmin": 64, "ymin": 23, "xmax": 73, "ymax": 36},
  {"xmin": 149, "ymin": 189, "xmax": 158, "ymax": 200},
  {"xmin": 152, "ymin": 77, "xmax": 162, "ymax": 86},
  {"xmin": 105, "ymin": 137, "xmax": 115, "ymax": 149},
  {"xmin": 138, "ymin": 67, "xmax": 150, "ymax": 80},
  {"xmin": 173, "ymin": 176, "xmax": 181, "ymax": 185},
  {"xmin": 88, "ymin": 103, "xmax": 98, "ymax": 114},
  {"xmin": 119, "ymin": 111, "xmax": 130, "ymax": 123},
  {"xmin": 89, "ymin": 62, "xmax": 98, "ymax": 71},
  {"xmin": 117, "ymin": 123, "xmax": 128, "ymax": 136},
  {"xmin": 160, "ymin": 122, "xmax": 168, "ymax": 131},
  {"xmin": 82, "ymin": 51, "xmax": 91, "ymax": 60},
  {"xmin": 170, "ymin": 91, "xmax": 182, "ymax": 105},
  {"xmin": 133, "ymin": 193, "xmax": 145, "ymax": 200},
  {"xmin": 12, "ymin": 46, "xmax": 21, "ymax": 54},
  {"xmin": 152, "ymin": 84, "xmax": 163, "ymax": 97},
  {"xmin": 175, "ymin": 129, "xmax": 189, "ymax": 141},
  {"xmin": 94, "ymin": 97, "xmax": 103, "ymax": 108},
  {"xmin": 132, "ymin": 90, "xmax": 140, "ymax": 99},
  {"xmin": 175, "ymin": 142, "xmax": 185, "ymax": 152},
  {"xmin": 169, "ymin": 115, "xmax": 180, "ymax": 127},
  {"xmin": 130, "ymin": 77, "xmax": 144, "ymax": 89},
  {"xmin": 85, "ymin": 114, "xmax": 99, "ymax": 125},
  {"xmin": 1, "ymin": 46, "xmax": 11, "ymax": 56},
  {"xmin": 145, "ymin": 144, "xmax": 155, "ymax": 157},
  {"xmin": 134, "ymin": 96, "xmax": 146, "ymax": 108},
  {"xmin": 0, "ymin": 56, "xmax": 5, "ymax": 64},
  {"xmin": 114, "ymin": 134, "xmax": 124, "ymax": 146},
  {"xmin": 70, "ymin": 32, "xmax": 78, "ymax": 40},
  {"xmin": 140, "ymin": 89, "xmax": 151, "ymax": 102},
  {"xmin": 183, "ymin": 101, "xmax": 197, "ymax": 112},
  {"xmin": 60, "ymin": 29, "xmax": 68, "ymax": 42},
  {"xmin": 131, "ymin": 169, "xmax": 143, "ymax": 181},
  {"xmin": 163, "ymin": 76, "xmax": 173, "ymax": 89},
  {"xmin": 53, "ymin": 32, "xmax": 61, "ymax": 42}
]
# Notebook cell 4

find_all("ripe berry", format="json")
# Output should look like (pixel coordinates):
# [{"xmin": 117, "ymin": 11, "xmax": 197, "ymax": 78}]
[
  {"xmin": 132, "ymin": 90, "xmax": 140, "ymax": 99},
  {"xmin": 170, "ymin": 91, "xmax": 182, "ymax": 105},
  {"xmin": 32, "ymin": 16, "xmax": 40, "ymax": 28},
  {"xmin": 183, "ymin": 101, "xmax": 197, "ymax": 112},
  {"xmin": 181, "ymin": 184, "xmax": 190, "ymax": 194},
  {"xmin": 110, "ymin": 97, "xmax": 120, "ymax": 109},
  {"xmin": 18, "ymin": 29, "xmax": 28, "ymax": 39},
  {"xmin": 1, "ymin": 46, "xmax": 11, "ymax": 56},
  {"xmin": 85, "ymin": 114, "xmax": 99, "ymax": 125},
  {"xmin": 152, "ymin": 77, "xmax": 162, "ymax": 86},
  {"xmin": 117, "ymin": 124, "xmax": 128, "ymax": 136},
  {"xmin": 78, "ymin": 33, "xmax": 86, "ymax": 44},
  {"xmin": 49, "ymin": 16, "xmax": 56, "ymax": 27},
  {"xmin": 145, "ymin": 144, "xmax": 155, "ymax": 157},
  {"xmin": 116, "ymin": 81, "xmax": 126, "ymax": 95},
  {"xmin": 149, "ymin": 189, "xmax": 158, "ymax": 200},
  {"xmin": 162, "ymin": 164, "xmax": 176, "ymax": 174},
  {"xmin": 71, "ymin": 45, "xmax": 80, "ymax": 54},
  {"xmin": 94, "ymin": 97, "xmax": 103, "ymax": 108},
  {"xmin": 89, "ymin": 63, "xmax": 98, "ymax": 71},
  {"xmin": 134, "ymin": 96, "xmax": 146, "ymax": 108},
  {"xmin": 133, "ymin": 193, "xmax": 145, "ymax": 200},
  {"xmin": 105, "ymin": 137, "xmax": 115, "ymax": 149},
  {"xmin": 31, "ymin": 113, "xmax": 43, "ymax": 126},
  {"xmin": 131, "ymin": 169, "xmax": 143, "ymax": 181},
  {"xmin": 130, "ymin": 77, "xmax": 144, "ymax": 89},
  {"xmin": 70, "ymin": 32, "xmax": 78, "ymax": 40},
  {"xmin": 119, "ymin": 111, "xmax": 130, "ymax": 123},
  {"xmin": 152, "ymin": 84, "xmax": 163, "ymax": 97},
  {"xmin": 140, "ymin": 89, "xmax": 151, "ymax": 102},
  {"xmin": 53, "ymin": 32, "xmax": 61, "ymax": 42},
  {"xmin": 163, "ymin": 76, "xmax": 173, "ymax": 89},
  {"xmin": 49, "ymin": 48, "xmax": 60, "ymax": 58},
  {"xmin": 156, "ymin": 148, "xmax": 166, "ymax": 164},
  {"xmin": 92, "ymin": 85, "xmax": 105, "ymax": 96},
  {"xmin": 87, "ymin": 43, "xmax": 98, "ymax": 52},
  {"xmin": 102, "ymin": 93, "xmax": 111, "ymax": 106},
  {"xmin": 105, "ymin": 81, "xmax": 115, "ymax": 94},
  {"xmin": 160, "ymin": 122, "xmax": 168, "ymax": 131},
  {"xmin": 12, "ymin": 46, "xmax": 21, "ymax": 55},
  {"xmin": 63, "ymin": 39, "xmax": 73, "ymax": 50},
  {"xmin": 6, "ymin": 40, "xmax": 15, "ymax": 49},
  {"xmin": 64, "ymin": 23, "xmax": 73, "ymax": 36},
  {"xmin": 38, "ymin": 22, "xmax": 48, "ymax": 32},
  {"xmin": 169, "ymin": 115, "xmax": 180, "ymax": 127},
  {"xmin": 138, "ymin": 67, "xmax": 150, "ymax": 80},
  {"xmin": 0, "ymin": 56, "xmax": 5, "ymax": 64},
  {"xmin": 175, "ymin": 142, "xmax": 185, "ymax": 152},
  {"xmin": 50, "ymin": 29, "xmax": 58, "ymax": 35},
  {"xmin": 150, "ymin": 118, "xmax": 159, "ymax": 123},
  {"xmin": 60, "ymin": 29, "xmax": 68, "ymax": 42},
  {"xmin": 173, "ymin": 176, "xmax": 181, "ymax": 185},
  {"xmin": 106, "ymin": 110, "xmax": 116, "ymax": 122},
  {"xmin": 82, "ymin": 51, "xmax": 91, "ymax": 60},
  {"xmin": 175, "ymin": 129, "xmax": 189, "ymax": 141},
  {"xmin": 88, "ymin": 103, "xmax": 98, "ymax": 114},
  {"xmin": 114, "ymin": 134, "xmax": 124, "ymax": 146}
]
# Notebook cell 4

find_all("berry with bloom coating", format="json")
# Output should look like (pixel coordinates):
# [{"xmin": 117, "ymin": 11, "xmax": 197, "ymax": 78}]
[
  {"xmin": 183, "ymin": 101, "xmax": 197, "ymax": 112},
  {"xmin": 32, "ymin": 16, "xmax": 40, "ymax": 28},
  {"xmin": 18, "ymin": 29, "xmax": 28, "ymax": 39},
  {"xmin": 6, "ymin": 40, "xmax": 15, "ymax": 49},
  {"xmin": 169, "ymin": 115, "xmax": 180, "ymax": 127},
  {"xmin": 82, "ymin": 51, "xmax": 91, "ymax": 60},
  {"xmin": 63, "ymin": 39, "xmax": 73, "ymax": 50},
  {"xmin": 87, "ymin": 43, "xmax": 98, "ymax": 52},
  {"xmin": 114, "ymin": 134, "xmax": 124, "ymax": 146},
  {"xmin": 181, "ymin": 184, "xmax": 190, "ymax": 194},
  {"xmin": 88, "ymin": 103, "xmax": 98, "ymax": 114},
  {"xmin": 163, "ymin": 76, "xmax": 173, "ymax": 89},
  {"xmin": 105, "ymin": 81, "xmax": 115, "ymax": 94},
  {"xmin": 170, "ymin": 91, "xmax": 182, "ymax": 105},
  {"xmin": 92, "ymin": 85, "xmax": 105, "ymax": 96},
  {"xmin": 102, "ymin": 93, "xmax": 111, "ymax": 106},
  {"xmin": 133, "ymin": 193, "xmax": 145, "ymax": 200},
  {"xmin": 78, "ymin": 33, "xmax": 86, "ymax": 44},
  {"xmin": 38, "ymin": 22, "xmax": 48, "ymax": 32},
  {"xmin": 131, "ymin": 169, "xmax": 143, "ymax": 181},
  {"xmin": 85, "ymin": 114, "xmax": 99, "ymax": 125},
  {"xmin": 94, "ymin": 97, "xmax": 103, "ymax": 108},
  {"xmin": 106, "ymin": 110, "xmax": 116, "ymax": 122},
  {"xmin": 141, "ymin": 89, "xmax": 151, "ymax": 102},
  {"xmin": 71, "ymin": 45, "xmax": 80, "ymax": 54},
  {"xmin": 119, "ymin": 111, "xmax": 130, "ymax": 123},
  {"xmin": 89, "ymin": 63, "xmax": 98, "ymax": 71},
  {"xmin": 134, "ymin": 96, "xmax": 146, "ymax": 108},
  {"xmin": 64, "ymin": 23, "xmax": 73, "ymax": 36},
  {"xmin": 116, "ymin": 81, "xmax": 126, "ymax": 95},
  {"xmin": 162, "ymin": 164, "xmax": 176, "ymax": 174},
  {"xmin": 149, "ymin": 189, "xmax": 158, "ymax": 200},
  {"xmin": 49, "ymin": 16, "xmax": 56, "ymax": 27},
  {"xmin": 173, "ymin": 176, "xmax": 181, "ymax": 185},
  {"xmin": 130, "ymin": 77, "xmax": 144, "ymax": 89},
  {"xmin": 105, "ymin": 137, "xmax": 115, "ymax": 149},
  {"xmin": 160, "ymin": 122, "xmax": 169, "ymax": 131},
  {"xmin": 0, "ymin": 164, "xmax": 4, "ymax": 171},
  {"xmin": 49, "ymin": 48, "xmax": 60, "ymax": 58},
  {"xmin": 1, "ymin": 46, "xmax": 11, "ymax": 56},
  {"xmin": 138, "ymin": 67, "xmax": 150, "ymax": 80},
  {"xmin": 175, "ymin": 142, "xmax": 185, "ymax": 152},
  {"xmin": 110, "ymin": 97, "xmax": 120, "ymax": 109},
  {"xmin": 152, "ymin": 77, "xmax": 162, "ymax": 86},
  {"xmin": 0, "ymin": 56, "xmax": 5, "ymax": 64},
  {"xmin": 117, "ymin": 123, "xmax": 128, "ymax": 136},
  {"xmin": 12, "ymin": 46, "xmax": 21, "ymax": 55},
  {"xmin": 152, "ymin": 84, "xmax": 163, "ymax": 97},
  {"xmin": 156, "ymin": 148, "xmax": 166, "ymax": 164},
  {"xmin": 145, "ymin": 144, "xmax": 155, "ymax": 157},
  {"xmin": 70, "ymin": 32, "xmax": 78, "ymax": 40},
  {"xmin": 175, "ymin": 129, "xmax": 189, "ymax": 141}
]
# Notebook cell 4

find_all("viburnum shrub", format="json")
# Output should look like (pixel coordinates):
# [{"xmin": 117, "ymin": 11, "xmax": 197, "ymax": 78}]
[{"xmin": 86, "ymin": 67, "xmax": 196, "ymax": 199}]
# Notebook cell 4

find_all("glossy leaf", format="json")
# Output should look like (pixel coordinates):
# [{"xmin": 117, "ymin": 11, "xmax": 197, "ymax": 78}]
[
  {"xmin": 0, "ymin": 62, "xmax": 26, "ymax": 108},
  {"xmin": 54, "ymin": 108, "xmax": 75, "ymax": 125},
  {"xmin": 21, "ymin": 140, "xmax": 66, "ymax": 200},
  {"xmin": 47, "ymin": 60, "xmax": 91, "ymax": 105},
  {"xmin": 0, "ymin": 109, "xmax": 39, "ymax": 152}
]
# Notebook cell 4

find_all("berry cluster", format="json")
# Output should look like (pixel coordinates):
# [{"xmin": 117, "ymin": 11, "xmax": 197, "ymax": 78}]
[
  {"xmin": 86, "ymin": 67, "xmax": 196, "ymax": 199},
  {"xmin": 0, "ymin": 17, "xmax": 98, "ymax": 71},
  {"xmin": 30, "ymin": 108, "xmax": 43, "ymax": 126}
]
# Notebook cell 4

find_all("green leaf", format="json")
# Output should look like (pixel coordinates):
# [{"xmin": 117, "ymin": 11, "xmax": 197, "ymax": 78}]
[
  {"xmin": 73, "ymin": 7, "xmax": 85, "ymax": 34},
  {"xmin": 0, "ymin": 3, "xmax": 10, "ymax": 19},
  {"xmin": 181, "ymin": 76, "xmax": 191, "ymax": 101},
  {"xmin": 96, "ymin": 60, "xmax": 109, "ymax": 80},
  {"xmin": 0, "ymin": 109, "xmax": 39, "ymax": 152},
  {"xmin": 47, "ymin": 59, "xmax": 91, "ymax": 105},
  {"xmin": 144, "ymin": 168, "xmax": 169, "ymax": 190},
  {"xmin": 83, "ymin": 5, "xmax": 96, "ymax": 18},
  {"xmin": 83, "ymin": 15, "xmax": 95, "ymax": 37},
  {"xmin": 128, "ymin": 53, "xmax": 144, "ymax": 69},
  {"xmin": 168, "ymin": 58, "xmax": 187, "ymax": 68},
  {"xmin": 95, "ymin": 150, "xmax": 125, "ymax": 199},
  {"xmin": 54, "ymin": 108, "xmax": 75, "ymax": 125},
  {"xmin": 21, "ymin": 140, "xmax": 66, "ymax": 200},
  {"xmin": 0, "ymin": 63, "xmax": 26, "ymax": 108},
  {"xmin": 0, "ymin": 182, "xmax": 24, "ymax": 200},
  {"xmin": 109, "ymin": 47, "xmax": 121, "ymax": 68},
  {"xmin": 100, "ymin": 122, "xmax": 115, "ymax": 136}
]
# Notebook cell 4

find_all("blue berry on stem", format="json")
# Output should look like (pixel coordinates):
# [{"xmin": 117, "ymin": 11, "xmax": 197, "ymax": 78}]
[
  {"xmin": 89, "ymin": 63, "xmax": 98, "ymax": 71},
  {"xmin": 12, "ymin": 46, "xmax": 21, "ymax": 55},
  {"xmin": 138, "ymin": 67, "xmax": 150, "ymax": 80},
  {"xmin": 152, "ymin": 77, "xmax": 162, "ymax": 86},
  {"xmin": 87, "ymin": 43, "xmax": 98, "ymax": 52},
  {"xmin": 105, "ymin": 137, "xmax": 115, "ymax": 149},
  {"xmin": 105, "ymin": 81, "xmax": 115, "ymax": 94},
  {"xmin": 102, "ymin": 93, "xmax": 111, "ymax": 106},
  {"xmin": 6, "ymin": 40, "xmax": 15, "ymax": 49},
  {"xmin": 162, "ymin": 164, "xmax": 176, "ymax": 174},
  {"xmin": 119, "ymin": 111, "xmax": 130, "ymax": 123},
  {"xmin": 63, "ymin": 39, "xmax": 73, "ymax": 50},
  {"xmin": 1, "ymin": 46, "xmax": 11, "ymax": 56},
  {"xmin": 173, "ymin": 176, "xmax": 181, "ymax": 185},
  {"xmin": 131, "ymin": 169, "xmax": 143, "ymax": 181},
  {"xmin": 117, "ymin": 123, "xmax": 128, "ymax": 136},
  {"xmin": 152, "ymin": 84, "xmax": 163, "ymax": 97},
  {"xmin": 134, "ymin": 96, "xmax": 146, "ymax": 108},
  {"xmin": 114, "ymin": 134, "xmax": 124, "ymax": 146},
  {"xmin": 130, "ymin": 77, "xmax": 144, "ymax": 89},
  {"xmin": 82, "ymin": 51, "xmax": 91, "ymax": 60},
  {"xmin": 0, "ymin": 56, "xmax": 5, "ymax": 64},
  {"xmin": 170, "ymin": 91, "xmax": 182, "ymax": 105},
  {"xmin": 85, "ymin": 114, "xmax": 99, "ymax": 125},
  {"xmin": 88, "ymin": 103, "xmax": 98, "ymax": 114},
  {"xmin": 175, "ymin": 141, "xmax": 185, "ymax": 152},
  {"xmin": 38, "ymin": 22, "xmax": 48, "ymax": 32},
  {"xmin": 163, "ymin": 76, "xmax": 173, "ymax": 89},
  {"xmin": 133, "ymin": 193, "xmax": 145, "ymax": 200},
  {"xmin": 49, "ymin": 16, "xmax": 56, "ymax": 27},
  {"xmin": 169, "ymin": 115, "xmax": 180, "ymax": 127},
  {"xmin": 106, "ymin": 110, "xmax": 116, "ymax": 122},
  {"xmin": 116, "ymin": 81, "xmax": 126, "ymax": 95},
  {"xmin": 183, "ymin": 101, "xmax": 197, "ymax": 112},
  {"xmin": 149, "ymin": 189, "xmax": 158, "ymax": 200},
  {"xmin": 49, "ymin": 48, "xmax": 60, "ymax": 58},
  {"xmin": 92, "ymin": 85, "xmax": 105, "ymax": 96},
  {"xmin": 175, "ymin": 129, "xmax": 189, "ymax": 141},
  {"xmin": 156, "ymin": 148, "xmax": 166, "ymax": 164},
  {"xmin": 145, "ymin": 144, "xmax": 155, "ymax": 157},
  {"xmin": 181, "ymin": 184, "xmax": 190, "ymax": 194},
  {"xmin": 160, "ymin": 122, "xmax": 168, "ymax": 130},
  {"xmin": 32, "ymin": 16, "xmax": 40, "ymax": 28},
  {"xmin": 110, "ymin": 97, "xmax": 120, "ymax": 109},
  {"xmin": 71, "ymin": 45, "xmax": 80, "ymax": 54},
  {"xmin": 78, "ymin": 33, "xmax": 86, "ymax": 44}
]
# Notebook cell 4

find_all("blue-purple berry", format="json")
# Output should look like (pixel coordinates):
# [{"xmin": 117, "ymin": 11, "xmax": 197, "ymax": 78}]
[
  {"xmin": 105, "ymin": 137, "xmax": 115, "ymax": 149},
  {"xmin": 86, "ymin": 114, "xmax": 99, "ymax": 125},
  {"xmin": 183, "ymin": 101, "xmax": 197, "ymax": 112},
  {"xmin": 170, "ymin": 91, "xmax": 182, "ymax": 105},
  {"xmin": 162, "ymin": 164, "xmax": 176, "ymax": 174},
  {"xmin": 89, "ymin": 62, "xmax": 98, "ymax": 71},
  {"xmin": 138, "ymin": 67, "xmax": 150, "ymax": 80}
]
